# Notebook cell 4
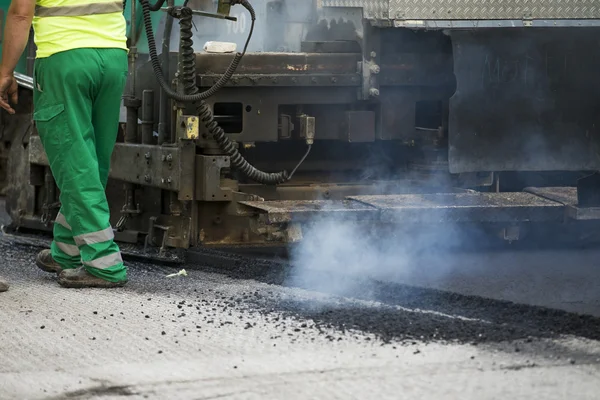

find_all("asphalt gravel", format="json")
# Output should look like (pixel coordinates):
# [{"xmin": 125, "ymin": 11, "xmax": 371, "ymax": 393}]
[{"xmin": 2, "ymin": 212, "xmax": 600, "ymax": 398}]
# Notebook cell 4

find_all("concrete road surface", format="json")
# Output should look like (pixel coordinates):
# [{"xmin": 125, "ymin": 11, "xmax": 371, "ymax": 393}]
[{"xmin": 1, "ymin": 211, "xmax": 600, "ymax": 398}]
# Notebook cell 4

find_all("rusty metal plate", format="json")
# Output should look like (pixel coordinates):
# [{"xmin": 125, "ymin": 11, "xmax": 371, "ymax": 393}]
[
  {"xmin": 239, "ymin": 199, "xmax": 378, "ymax": 224},
  {"xmin": 348, "ymin": 192, "xmax": 564, "ymax": 223},
  {"xmin": 242, "ymin": 192, "xmax": 566, "ymax": 225},
  {"xmin": 389, "ymin": 0, "xmax": 600, "ymax": 20}
]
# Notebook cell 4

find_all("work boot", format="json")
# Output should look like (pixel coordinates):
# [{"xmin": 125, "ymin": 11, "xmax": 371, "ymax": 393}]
[
  {"xmin": 36, "ymin": 249, "xmax": 63, "ymax": 274},
  {"xmin": 0, "ymin": 277, "xmax": 8, "ymax": 292},
  {"xmin": 58, "ymin": 267, "xmax": 127, "ymax": 289}
]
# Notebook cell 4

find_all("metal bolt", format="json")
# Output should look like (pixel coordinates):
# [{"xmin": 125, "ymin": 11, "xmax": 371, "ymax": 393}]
[
  {"xmin": 370, "ymin": 65, "xmax": 380, "ymax": 74},
  {"xmin": 369, "ymin": 88, "xmax": 380, "ymax": 97},
  {"xmin": 144, "ymin": 175, "xmax": 151, "ymax": 183},
  {"xmin": 166, "ymin": 154, "xmax": 173, "ymax": 162},
  {"xmin": 167, "ymin": 177, "xmax": 172, "ymax": 184},
  {"xmin": 144, "ymin": 152, "xmax": 151, "ymax": 160},
  {"xmin": 370, "ymin": 51, "xmax": 377, "ymax": 58},
  {"xmin": 331, "ymin": 77, "xmax": 337, "ymax": 83}
]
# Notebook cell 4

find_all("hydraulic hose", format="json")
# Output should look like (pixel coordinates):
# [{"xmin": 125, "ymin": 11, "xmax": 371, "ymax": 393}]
[
  {"xmin": 140, "ymin": 0, "xmax": 244, "ymax": 103},
  {"xmin": 140, "ymin": 0, "xmax": 295, "ymax": 184}
]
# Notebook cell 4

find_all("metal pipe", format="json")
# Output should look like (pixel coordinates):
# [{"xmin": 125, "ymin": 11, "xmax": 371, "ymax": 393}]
[
  {"xmin": 45, "ymin": 167, "xmax": 55, "ymax": 205},
  {"xmin": 125, "ymin": 99, "xmax": 139, "ymax": 142},
  {"xmin": 129, "ymin": 0, "xmax": 137, "ymax": 95},
  {"xmin": 125, "ymin": 0, "xmax": 140, "ymax": 143},
  {"xmin": 14, "ymin": 72, "xmax": 33, "ymax": 90},
  {"xmin": 122, "ymin": 0, "xmax": 141, "ymax": 227},
  {"xmin": 141, "ymin": 90, "xmax": 155, "ymax": 144},
  {"xmin": 158, "ymin": 0, "xmax": 174, "ymax": 145}
]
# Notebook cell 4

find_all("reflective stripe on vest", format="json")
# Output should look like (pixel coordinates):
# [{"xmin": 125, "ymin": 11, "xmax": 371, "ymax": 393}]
[{"xmin": 35, "ymin": 1, "xmax": 122, "ymax": 17}]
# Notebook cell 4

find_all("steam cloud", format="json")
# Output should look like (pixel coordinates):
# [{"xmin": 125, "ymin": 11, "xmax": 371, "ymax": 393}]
[
  {"xmin": 281, "ymin": 26, "xmax": 589, "ymax": 300},
  {"xmin": 173, "ymin": 2, "xmax": 595, "ymax": 302},
  {"xmin": 285, "ymin": 198, "xmax": 486, "ymax": 302}
]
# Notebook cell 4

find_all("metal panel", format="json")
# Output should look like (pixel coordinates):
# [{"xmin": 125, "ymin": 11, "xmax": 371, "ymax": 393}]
[
  {"xmin": 349, "ymin": 193, "xmax": 564, "ymax": 223},
  {"xmin": 389, "ymin": 0, "xmax": 600, "ymax": 20},
  {"xmin": 29, "ymin": 136, "xmax": 196, "ymax": 193},
  {"xmin": 242, "ymin": 192, "xmax": 565, "ymax": 225},
  {"xmin": 448, "ymin": 29, "xmax": 600, "ymax": 173},
  {"xmin": 320, "ymin": 0, "xmax": 389, "ymax": 19},
  {"xmin": 195, "ymin": 155, "xmax": 232, "ymax": 201},
  {"xmin": 320, "ymin": 0, "xmax": 600, "ymax": 21},
  {"xmin": 393, "ymin": 19, "xmax": 600, "ymax": 29},
  {"xmin": 524, "ymin": 187, "xmax": 600, "ymax": 220},
  {"xmin": 239, "ymin": 200, "xmax": 378, "ymax": 224},
  {"xmin": 109, "ymin": 144, "xmax": 185, "ymax": 192}
]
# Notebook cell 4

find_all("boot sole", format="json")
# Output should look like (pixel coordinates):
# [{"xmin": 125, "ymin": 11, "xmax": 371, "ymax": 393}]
[
  {"xmin": 35, "ymin": 258, "xmax": 62, "ymax": 274},
  {"xmin": 58, "ymin": 279, "xmax": 128, "ymax": 289}
]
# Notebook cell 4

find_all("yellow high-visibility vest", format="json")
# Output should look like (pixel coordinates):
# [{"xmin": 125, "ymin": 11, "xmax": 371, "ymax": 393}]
[{"xmin": 32, "ymin": 0, "xmax": 128, "ymax": 58}]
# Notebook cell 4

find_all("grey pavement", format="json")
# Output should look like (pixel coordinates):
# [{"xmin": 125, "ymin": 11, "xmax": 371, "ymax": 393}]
[{"xmin": 1, "ymin": 210, "xmax": 600, "ymax": 398}]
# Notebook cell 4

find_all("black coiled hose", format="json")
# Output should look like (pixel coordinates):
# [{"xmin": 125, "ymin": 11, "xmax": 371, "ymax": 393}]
[
  {"xmin": 140, "ymin": 0, "xmax": 291, "ymax": 184},
  {"xmin": 197, "ymin": 101, "xmax": 290, "ymax": 184},
  {"xmin": 178, "ymin": 8, "xmax": 196, "ymax": 95},
  {"xmin": 140, "ymin": 0, "xmax": 243, "ymax": 103}
]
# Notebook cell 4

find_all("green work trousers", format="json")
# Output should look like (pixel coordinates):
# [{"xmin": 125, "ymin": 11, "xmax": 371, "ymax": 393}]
[{"xmin": 33, "ymin": 48, "xmax": 128, "ymax": 283}]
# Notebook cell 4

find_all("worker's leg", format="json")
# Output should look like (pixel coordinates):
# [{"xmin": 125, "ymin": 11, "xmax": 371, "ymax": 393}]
[
  {"xmin": 33, "ymin": 59, "xmax": 90, "ymax": 272},
  {"xmin": 33, "ymin": 48, "xmax": 127, "ymax": 286},
  {"xmin": 77, "ymin": 48, "xmax": 128, "ymax": 282},
  {"xmin": 42, "ymin": 208, "xmax": 81, "ymax": 272},
  {"xmin": 93, "ymin": 48, "xmax": 128, "ymax": 190}
]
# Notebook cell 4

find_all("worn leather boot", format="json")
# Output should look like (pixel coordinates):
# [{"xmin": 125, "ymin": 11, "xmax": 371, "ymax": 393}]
[
  {"xmin": 58, "ymin": 267, "xmax": 127, "ymax": 289},
  {"xmin": 0, "ymin": 277, "xmax": 8, "ymax": 292},
  {"xmin": 36, "ymin": 249, "xmax": 63, "ymax": 274}
]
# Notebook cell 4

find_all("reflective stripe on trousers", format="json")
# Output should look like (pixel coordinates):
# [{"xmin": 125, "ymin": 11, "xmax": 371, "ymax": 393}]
[
  {"xmin": 35, "ymin": 1, "xmax": 122, "ymax": 17},
  {"xmin": 56, "ymin": 241, "xmax": 80, "ymax": 257},
  {"xmin": 74, "ymin": 226, "xmax": 114, "ymax": 247},
  {"xmin": 83, "ymin": 252, "xmax": 123, "ymax": 270},
  {"xmin": 55, "ymin": 211, "xmax": 71, "ymax": 231}
]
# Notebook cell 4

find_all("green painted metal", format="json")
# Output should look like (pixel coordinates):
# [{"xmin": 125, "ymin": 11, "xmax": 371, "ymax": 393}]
[{"xmin": 126, "ymin": 0, "xmax": 185, "ymax": 54}]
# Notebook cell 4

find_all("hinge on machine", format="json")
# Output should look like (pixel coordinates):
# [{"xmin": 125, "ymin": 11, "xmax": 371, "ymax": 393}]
[
  {"xmin": 41, "ymin": 202, "xmax": 60, "ymax": 226},
  {"xmin": 115, "ymin": 204, "xmax": 141, "ymax": 232}
]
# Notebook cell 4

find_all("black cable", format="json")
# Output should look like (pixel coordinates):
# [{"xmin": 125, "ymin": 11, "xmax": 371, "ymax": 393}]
[
  {"xmin": 140, "ymin": 0, "xmax": 245, "ymax": 103},
  {"xmin": 140, "ymin": 0, "xmax": 296, "ymax": 184}
]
